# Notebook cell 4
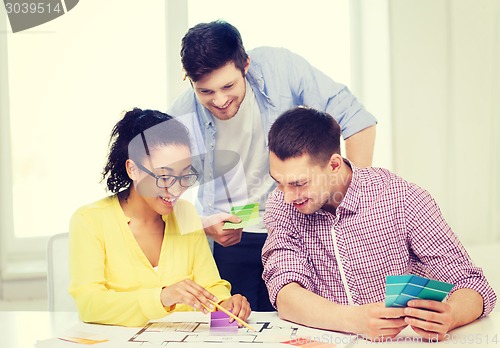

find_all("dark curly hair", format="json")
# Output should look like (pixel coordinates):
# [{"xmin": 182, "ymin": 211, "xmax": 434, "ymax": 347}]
[{"xmin": 101, "ymin": 108, "xmax": 190, "ymax": 200}]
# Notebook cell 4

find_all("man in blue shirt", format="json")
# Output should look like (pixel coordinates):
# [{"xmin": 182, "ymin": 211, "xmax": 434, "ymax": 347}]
[{"xmin": 168, "ymin": 20, "xmax": 377, "ymax": 311}]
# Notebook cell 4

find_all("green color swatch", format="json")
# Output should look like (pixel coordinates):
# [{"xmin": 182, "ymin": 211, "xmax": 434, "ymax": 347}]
[{"xmin": 223, "ymin": 203, "xmax": 260, "ymax": 229}]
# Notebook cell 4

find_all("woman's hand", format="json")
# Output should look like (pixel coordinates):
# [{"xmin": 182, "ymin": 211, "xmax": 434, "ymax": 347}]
[
  {"xmin": 219, "ymin": 294, "xmax": 251, "ymax": 325},
  {"xmin": 160, "ymin": 279, "xmax": 217, "ymax": 313}
]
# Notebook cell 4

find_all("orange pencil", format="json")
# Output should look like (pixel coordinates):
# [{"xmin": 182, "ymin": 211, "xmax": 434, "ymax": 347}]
[{"xmin": 206, "ymin": 299, "xmax": 256, "ymax": 332}]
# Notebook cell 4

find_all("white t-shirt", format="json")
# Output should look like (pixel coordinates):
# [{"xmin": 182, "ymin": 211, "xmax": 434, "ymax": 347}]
[{"xmin": 212, "ymin": 81, "xmax": 274, "ymax": 232}]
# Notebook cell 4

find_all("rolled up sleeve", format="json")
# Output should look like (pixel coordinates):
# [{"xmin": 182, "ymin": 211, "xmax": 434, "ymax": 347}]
[{"xmin": 282, "ymin": 48, "xmax": 377, "ymax": 139}]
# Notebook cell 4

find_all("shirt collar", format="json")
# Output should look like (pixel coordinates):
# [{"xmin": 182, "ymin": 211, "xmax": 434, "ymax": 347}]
[
  {"xmin": 246, "ymin": 59, "xmax": 274, "ymax": 104},
  {"xmin": 338, "ymin": 160, "xmax": 362, "ymax": 213},
  {"xmin": 198, "ymin": 101, "xmax": 214, "ymax": 128},
  {"xmin": 113, "ymin": 194, "xmax": 131, "ymax": 223},
  {"xmin": 312, "ymin": 158, "xmax": 362, "ymax": 216},
  {"xmin": 246, "ymin": 63, "xmax": 264, "ymax": 91}
]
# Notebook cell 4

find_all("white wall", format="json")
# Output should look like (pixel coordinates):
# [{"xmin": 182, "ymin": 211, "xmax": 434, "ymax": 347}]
[
  {"xmin": 351, "ymin": 0, "xmax": 392, "ymax": 169},
  {"xmin": 389, "ymin": 0, "xmax": 500, "ymax": 244}
]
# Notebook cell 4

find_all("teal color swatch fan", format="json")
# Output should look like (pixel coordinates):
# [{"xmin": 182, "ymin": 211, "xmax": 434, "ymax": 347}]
[{"xmin": 385, "ymin": 275, "xmax": 454, "ymax": 307}]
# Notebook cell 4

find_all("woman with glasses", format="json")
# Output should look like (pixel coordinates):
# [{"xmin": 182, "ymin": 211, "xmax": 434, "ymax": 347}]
[{"xmin": 69, "ymin": 108, "xmax": 251, "ymax": 327}]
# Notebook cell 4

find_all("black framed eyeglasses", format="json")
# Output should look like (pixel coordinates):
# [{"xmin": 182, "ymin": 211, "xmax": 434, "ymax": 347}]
[{"xmin": 135, "ymin": 162, "xmax": 199, "ymax": 188}]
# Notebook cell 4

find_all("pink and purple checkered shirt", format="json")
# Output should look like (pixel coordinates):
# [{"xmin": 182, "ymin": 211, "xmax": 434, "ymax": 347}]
[{"xmin": 262, "ymin": 166, "xmax": 496, "ymax": 316}]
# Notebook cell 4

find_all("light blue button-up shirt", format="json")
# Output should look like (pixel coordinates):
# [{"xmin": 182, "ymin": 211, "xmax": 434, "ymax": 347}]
[{"xmin": 168, "ymin": 46, "xmax": 377, "ymax": 217}]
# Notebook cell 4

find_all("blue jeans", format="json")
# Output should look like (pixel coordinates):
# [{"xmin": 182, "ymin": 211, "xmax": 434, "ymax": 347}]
[{"xmin": 213, "ymin": 232, "xmax": 275, "ymax": 311}]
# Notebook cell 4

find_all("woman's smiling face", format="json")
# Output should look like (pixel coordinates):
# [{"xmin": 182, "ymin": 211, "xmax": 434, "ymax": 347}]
[{"xmin": 133, "ymin": 144, "xmax": 193, "ymax": 216}]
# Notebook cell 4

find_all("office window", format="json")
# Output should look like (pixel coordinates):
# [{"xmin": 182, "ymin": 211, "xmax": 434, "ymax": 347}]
[{"xmin": 1, "ymin": 1, "xmax": 168, "ymax": 270}]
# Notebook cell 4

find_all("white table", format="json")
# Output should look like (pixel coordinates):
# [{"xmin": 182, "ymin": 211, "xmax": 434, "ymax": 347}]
[
  {"xmin": 0, "ymin": 311, "xmax": 79, "ymax": 347},
  {"xmin": 0, "ymin": 311, "xmax": 498, "ymax": 347}
]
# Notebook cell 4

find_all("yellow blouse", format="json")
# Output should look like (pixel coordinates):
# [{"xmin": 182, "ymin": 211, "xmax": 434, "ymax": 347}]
[{"xmin": 69, "ymin": 195, "xmax": 231, "ymax": 327}]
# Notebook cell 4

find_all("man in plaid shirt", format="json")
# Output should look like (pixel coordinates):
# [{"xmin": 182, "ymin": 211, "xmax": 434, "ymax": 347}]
[{"xmin": 262, "ymin": 107, "xmax": 496, "ymax": 342}]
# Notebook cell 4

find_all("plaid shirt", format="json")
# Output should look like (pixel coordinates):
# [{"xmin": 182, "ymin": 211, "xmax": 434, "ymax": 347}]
[{"xmin": 262, "ymin": 166, "xmax": 496, "ymax": 316}]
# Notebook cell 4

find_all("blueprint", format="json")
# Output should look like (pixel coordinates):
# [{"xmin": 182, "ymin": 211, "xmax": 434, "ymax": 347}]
[
  {"xmin": 129, "ymin": 320, "xmax": 298, "ymax": 344},
  {"xmin": 128, "ymin": 312, "xmax": 353, "ymax": 346}
]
